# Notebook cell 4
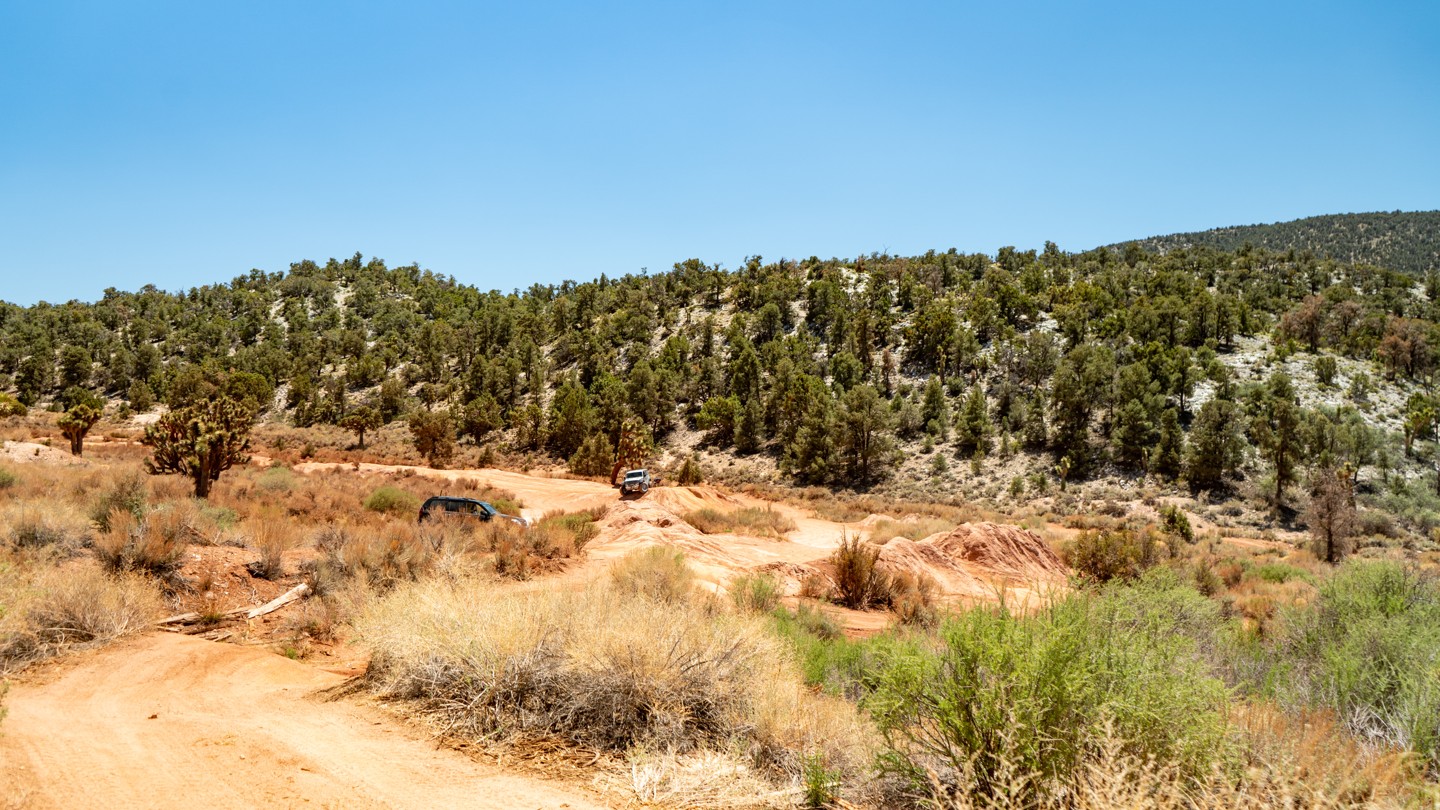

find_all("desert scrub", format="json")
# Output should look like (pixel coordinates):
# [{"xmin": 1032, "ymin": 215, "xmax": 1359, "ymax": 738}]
[
  {"xmin": 865, "ymin": 569, "xmax": 1231, "ymax": 800},
  {"xmin": 1270, "ymin": 560, "xmax": 1440, "ymax": 769},
  {"xmin": 684, "ymin": 506, "xmax": 796, "ymax": 538},
  {"xmin": 0, "ymin": 555, "xmax": 161, "ymax": 673},
  {"xmin": 609, "ymin": 546, "xmax": 695, "ymax": 603},
  {"xmin": 88, "ymin": 471, "xmax": 148, "ymax": 531},
  {"xmin": 1063, "ymin": 528, "xmax": 1162, "ymax": 584},
  {"xmin": 729, "ymin": 571, "xmax": 782, "ymax": 614},
  {"xmin": 358, "ymin": 576, "xmax": 873, "ymax": 785},
  {"xmin": 536, "ymin": 508, "xmax": 601, "ymax": 550},
  {"xmin": 93, "ymin": 507, "xmax": 188, "ymax": 576},
  {"xmin": 362, "ymin": 486, "xmax": 420, "ymax": 516}
]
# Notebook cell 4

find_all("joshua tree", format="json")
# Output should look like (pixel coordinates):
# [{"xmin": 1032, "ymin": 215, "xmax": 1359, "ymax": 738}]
[
  {"xmin": 142, "ymin": 395, "xmax": 254, "ymax": 498},
  {"xmin": 58, "ymin": 402, "xmax": 102, "ymax": 456}
]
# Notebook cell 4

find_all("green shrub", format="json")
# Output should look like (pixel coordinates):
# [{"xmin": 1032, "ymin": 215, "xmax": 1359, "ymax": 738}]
[
  {"xmin": 1161, "ymin": 504, "xmax": 1194, "ymax": 544},
  {"xmin": 0, "ymin": 467, "xmax": 16, "ymax": 490},
  {"xmin": 769, "ymin": 605, "xmax": 897, "ymax": 700},
  {"xmin": 363, "ymin": 486, "xmax": 420, "ymax": 516},
  {"xmin": 676, "ymin": 453, "xmax": 704, "ymax": 485},
  {"xmin": 536, "ymin": 509, "xmax": 600, "ymax": 551},
  {"xmin": 730, "ymin": 571, "xmax": 782, "ymax": 614},
  {"xmin": 257, "ymin": 466, "xmax": 296, "ymax": 493},
  {"xmin": 865, "ymin": 570, "xmax": 1230, "ymax": 799},
  {"xmin": 1063, "ymin": 529, "xmax": 1159, "ymax": 584},
  {"xmin": 0, "ymin": 393, "xmax": 27, "ymax": 418},
  {"xmin": 1252, "ymin": 562, "xmax": 1314, "ymax": 585},
  {"xmin": 1275, "ymin": 560, "xmax": 1440, "ymax": 768},
  {"xmin": 88, "ymin": 473, "xmax": 148, "ymax": 531}
]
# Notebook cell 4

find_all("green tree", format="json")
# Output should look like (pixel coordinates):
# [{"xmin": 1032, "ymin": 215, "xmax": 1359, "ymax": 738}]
[
  {"xmin": 955, "ymin": 384, "xmax": 990, "ymax": 456},
  {"xmin": 1185, "ymin": 397, "xmax": 1245, "ymax": 492},
  {"xmin": 408, "ymin": 408, "xmax": 456, "ymax": 468},
  {"xmin": 1112, "ymin": 399, "xmax": 1155, "ymax": 469},
  {"xmin": 1152, "ymin": 408, "xmax": 1184, "ymax": 480},
  {"xmin": 338, "ymin": 405, "xmax": 381, "ymax": 449},
  {"xmin": 920, "ymin": 376, "xmax": 950, "ymax": 439},
  {"xmin": 568, "ymin": 432, "xmax": 614, "ymax": 476},
  {"xmin": 546, "ymin": 379, "xmax": 594, "ymax": 459},
  {"xmin": 1251, "ymin": 372, "xmax": 1303, "ymax": 517},
  {"xmin": 696, "ymin": 395, "xmax": 740, "ymax": 447},
  {"xmin": 460, "ymin": 394, "xmax": 503, "ymax": 444},
  {"xmin": 837, "ymin": 384, "xmax": 897, "ymax": 485},
  {"xmin": 142, "ymin": 395, "xmax": 255, "ymax": 498},
  {"xmin": 735, "ymin": 395, "xmax": 764, "ymax": 454}
]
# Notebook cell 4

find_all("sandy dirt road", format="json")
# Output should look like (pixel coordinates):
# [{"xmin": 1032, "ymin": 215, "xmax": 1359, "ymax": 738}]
[{"xmin": 0, "ymin": 633, "xmax": 607, "ymax": 810}]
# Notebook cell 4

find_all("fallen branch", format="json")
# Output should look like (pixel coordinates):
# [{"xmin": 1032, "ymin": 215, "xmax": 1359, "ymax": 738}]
[
  {"xmin": 154, "ymin": 583, "xmax": 310, "ymax": 630},
  {"xmin": 245, "ymin": 583, "xmax": 310, "ymax": 619}
]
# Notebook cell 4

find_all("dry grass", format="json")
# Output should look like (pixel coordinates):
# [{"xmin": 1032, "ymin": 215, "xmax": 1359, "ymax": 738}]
[
  {"xmin": 929, "ymin": 726, "xmax": 1426, "ymax": 809},
  {"xmin": 866, "ymin": 516, "xmax": 956, "ymax": 543},
  {"xmin": 0, "ymin": 552, "xmax": 161, "ymax": 674},
  {"xmin": 358, "ymin": 574, "xmax": 876, "ymax": 796},
  {"xmin": 303, "ymin": 523, "xmax": 436, "ymax": 594},
  {"xmin": 685, "ymin": 507, "xmax": 797, "ymax": 539},
  {"xmin": 92, "ymin": 507, "xmax": 188, "ymax": 577},
  {"xmin": 246, "ymin": 514, "xmax": 300, "ymax": 580},
  {"xmin": 609, "ymin": 547, "xmax": 696, "ymax": 603}
]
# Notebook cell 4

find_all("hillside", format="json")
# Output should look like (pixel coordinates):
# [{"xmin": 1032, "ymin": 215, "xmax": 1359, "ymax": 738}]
[
  {"xmin": 1112, "ymin": 211, "xmax": 1440, "ymax": 276},
  {"xmin": 4, "ymin": 238, "xmax": 1440, "ymax": 540}
]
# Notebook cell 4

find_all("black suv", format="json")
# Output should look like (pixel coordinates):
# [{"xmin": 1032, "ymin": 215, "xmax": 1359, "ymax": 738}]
[{"xmin": 417, "ymin": 496, "xmax": 529, "ymax": 527}]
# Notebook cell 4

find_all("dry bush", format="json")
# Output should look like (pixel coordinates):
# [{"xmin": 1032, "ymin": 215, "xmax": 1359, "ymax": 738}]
[
  {"xmin": 92, "ymin": 507, "xmax": 187, "ymax": 577},
  {"xmin": 685, "ymin": 507, "xmax": 797, "ymax": 539},
  {"xmin": 867, "ymin": 516, "xmax": 955, "ymax": 543},
  {"xmin": 830, "ymin": 535, "xmax": 892, "ymax": 609},
  {"xmin": 247, "ymin": 516, "xmax": 299, "ymax": 580},
  {"xmin": 359, "ymin": 576, "xmax": 875, "ymax": 788},
  {"xmin": 0, "ymin": 557, "xmax": 161, "ymax": 674},
  {"xmin": 303, "ymin": 523, "xmax": 435, "ymax": 593},
  {"xmin": 7, "ymin": 507, "xmax": 90, "ymax": 554},
  {"xmin": 929, "ymin": 726, "xmax": 1421, "ymax": 810},
  {"xmin": 888, "ymin": 570, "xmax": 939, "ymax": 627},
  {"xmin": 609, "ymin": 547, "xmax": 696, "ymax": 603}
]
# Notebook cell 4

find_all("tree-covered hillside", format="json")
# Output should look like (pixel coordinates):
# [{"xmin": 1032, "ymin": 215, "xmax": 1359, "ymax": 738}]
[
  {"xmin": 1113, "ymin": 211, "xmax": 1440, "ymax": 276},
  {"xmin": 4, "ymin": 242, "xmax": 1440, "ymax": 526}
]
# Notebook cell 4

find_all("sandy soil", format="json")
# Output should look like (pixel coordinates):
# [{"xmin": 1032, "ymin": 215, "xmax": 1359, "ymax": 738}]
[
  {"xmin": 0, "ymin": 440, "xmax": 87, "ymax": 466},
  {"xmin": 0, "ymin": 633, "xmax": 607, "ymax": 810}
]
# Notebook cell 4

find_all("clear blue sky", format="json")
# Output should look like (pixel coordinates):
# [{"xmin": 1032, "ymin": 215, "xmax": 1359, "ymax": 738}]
[{"xmin": 2, "ymin": 1, "xmax": 1436, "ymax": 305}]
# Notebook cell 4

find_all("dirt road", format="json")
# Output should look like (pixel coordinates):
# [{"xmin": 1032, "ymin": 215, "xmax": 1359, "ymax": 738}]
[{"xmin": 0, "ymin": 633, "xmax": 607, "ymax": 810}]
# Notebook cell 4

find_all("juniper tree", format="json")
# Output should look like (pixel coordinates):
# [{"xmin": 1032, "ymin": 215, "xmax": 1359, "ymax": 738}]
[{"xmin": 339, "ymin": 405, "xmax": 381, "ymax": 449}]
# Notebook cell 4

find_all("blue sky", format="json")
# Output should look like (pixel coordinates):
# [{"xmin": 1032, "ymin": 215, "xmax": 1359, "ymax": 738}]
[{"xmin": 1, "ymin": 1, "xmax": 1436, "ymax": 305}]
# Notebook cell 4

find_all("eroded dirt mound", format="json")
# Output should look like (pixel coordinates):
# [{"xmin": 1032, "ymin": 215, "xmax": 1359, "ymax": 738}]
[
  {"xmin": 586, "ymin": 498, "xmax": 745, "ymax": 567},
  {"xmin": 928, "ymin": 522, "xmax": 1068, "ymax": 584},
  {"xmin": 875, "ymin": 537, "xmax": 993, "ymax": 599},
  {"xmin": 643, "ymin": 484, "xmax": 748, "ymax": 514},
  {"xmin": 0, "ymin": 440, "xmax": 88, "ymax": 466}
]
